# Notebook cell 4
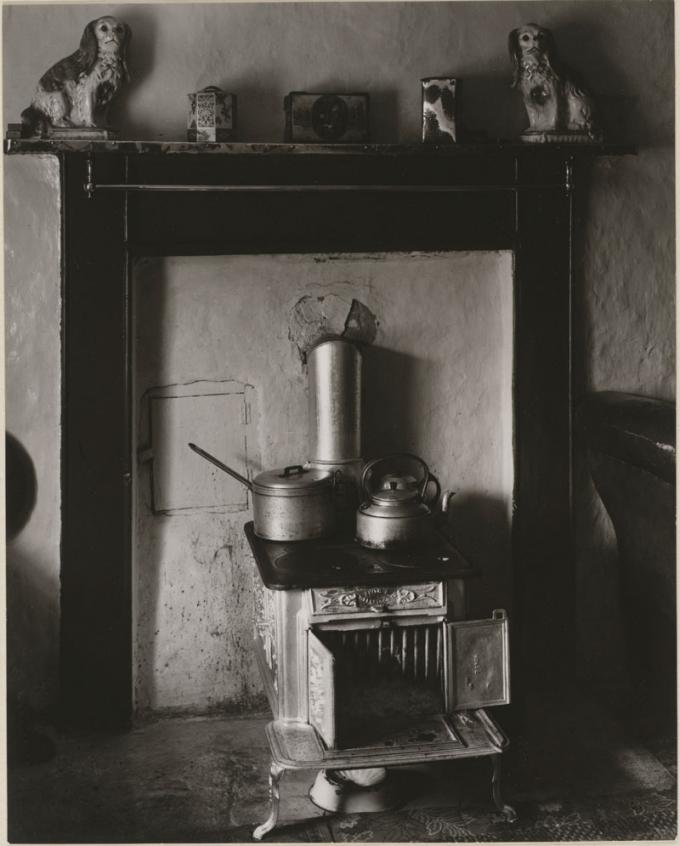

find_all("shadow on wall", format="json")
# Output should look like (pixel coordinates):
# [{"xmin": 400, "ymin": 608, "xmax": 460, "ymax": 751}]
[
  {"xmin": 545, "ymin": 15, "xmax": 672, "ymax": 148},
  {"xmin": 367, "ymin": 88, "xmax": 400, "ymax": 144},
  {"xmin": 109, "ymin": 5, "xmax": 156, "ymax": 138},
  {"xmin": 206, "ymin": 75, "xmax": 278, "ymax": 143},
  {"xmin": 6, "ymin": 432, "xmax": 57, "ymax": 764},
  {"xmin": 361, "ymin": 347, "xmax": 512, "ymax": 616},
  {"xmin": 133, "ymin": 258, "xmax": 166, "ymax": 716},
  {"xmin": 447, "ymin": 492, "xmax": 512, "ymax": 618},
  {"xmin": 572, "ymin": 450, "xmax": 628, "ymax": 689},
  {"xmin": 458, "ymin": 75, "xmax": 525, "ymax": 141},
  {"xmin": 362, "ymin": 345, "xmax": 438, "ymax": 456}
]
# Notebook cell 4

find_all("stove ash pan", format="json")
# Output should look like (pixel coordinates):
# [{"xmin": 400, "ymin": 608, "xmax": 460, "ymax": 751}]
[{"xmin": 307, "ymin": 611, "xmax": 509, "ymax": 750}]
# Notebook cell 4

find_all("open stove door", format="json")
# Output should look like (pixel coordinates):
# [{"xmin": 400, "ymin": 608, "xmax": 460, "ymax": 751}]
[
  {"xmin": 308, "ymin": 630, "xmax": 337, "ymax": 748},
  {"xmin": 444, "ymin": 609, "xmax": 510, "ymax": 711}
]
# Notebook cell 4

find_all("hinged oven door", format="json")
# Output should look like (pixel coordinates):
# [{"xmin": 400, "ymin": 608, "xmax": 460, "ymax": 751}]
[
  {"xmin": 444, "ymin": 609, "xmax": 510, "ymax": 711},
  {"xmin": 307, "ymin": 629, "xmax": 337, "ymax": 748}
]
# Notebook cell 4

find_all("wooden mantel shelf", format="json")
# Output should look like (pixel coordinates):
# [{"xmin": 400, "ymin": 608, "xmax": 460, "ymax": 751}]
[
  {"xmin": 5, "ymin": 136, "xmax": 636, "ymax": 202},
  {"xmin": 4, "ymin": 137, "xmax": 635, "ymax": 157}
]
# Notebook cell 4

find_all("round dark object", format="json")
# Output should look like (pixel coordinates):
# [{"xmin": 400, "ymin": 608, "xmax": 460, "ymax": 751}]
[
  {"xmin": 6, "ymin": 432, "xmax": 37, "ymax": 541},
  {"xmin": 424, "ymin": 83, "xmax": 442, "ymax": 104},
  {"xmin": 311, "ymin": 95, "xmax": 349, "ymax": 141}
]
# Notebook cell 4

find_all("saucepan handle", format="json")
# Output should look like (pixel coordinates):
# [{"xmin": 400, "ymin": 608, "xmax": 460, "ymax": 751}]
[
  {"xmin": 281, "ymin": 465, "xmax": 305, "ymax": 477},
  {"xmin": 188, "ymin": 442, "xmax": 253, "ymax": 491}
]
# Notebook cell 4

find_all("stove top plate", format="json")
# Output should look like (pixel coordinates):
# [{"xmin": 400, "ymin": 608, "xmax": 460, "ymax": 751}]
[
  {"xmin": 272, "ymin": 549, "xmax": 390, "ymax": 576},
  {"xmin": 245, "ymin": 522, "xmax": 477, "ymax": 590}
]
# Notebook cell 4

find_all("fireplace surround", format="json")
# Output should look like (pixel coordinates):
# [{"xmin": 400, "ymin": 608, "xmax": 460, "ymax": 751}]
[{"xmin": 5, "ymin": 137, "xmax": 632, "ymax": 730}]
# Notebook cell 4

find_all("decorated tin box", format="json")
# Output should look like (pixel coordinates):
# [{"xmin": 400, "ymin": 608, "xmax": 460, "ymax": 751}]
[
  {"xmin": 422, "ymin": 78, "xmax": 458, "ymax": 144},
  {"xmin": 284, "ymin": 93, "xmax": 369, "ymax": 143},
  {"xmin": 188, "ymin": 86, "xmax": 237, "ymax": 142}
]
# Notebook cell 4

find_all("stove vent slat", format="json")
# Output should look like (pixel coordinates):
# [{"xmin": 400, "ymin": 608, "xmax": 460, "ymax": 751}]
[
  {"xmin": 311, "ymin": 622, "xmax": 445, "ymax": 748},
  {"xmin": 316, "ymin": 623, "xmax": 444, "ymax": 685},
  {"xmin": 424, "ymin": 627, "xmax": 431, "ymax": 679}
]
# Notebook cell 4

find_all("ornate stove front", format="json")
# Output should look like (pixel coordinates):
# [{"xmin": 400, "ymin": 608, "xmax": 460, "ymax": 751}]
[
  {"xmin": 307, "ymin": 604, "xmax": 509, "ymax": 750},
  {"xmin": 246, "ymin": 523, "xmax": 517, "ymax": 839}
]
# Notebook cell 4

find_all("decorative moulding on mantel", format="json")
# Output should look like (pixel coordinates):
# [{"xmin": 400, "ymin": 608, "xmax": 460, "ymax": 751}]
[{"xmin": 4, "ymin": 138, "xmax": 636, "ymax": 157}]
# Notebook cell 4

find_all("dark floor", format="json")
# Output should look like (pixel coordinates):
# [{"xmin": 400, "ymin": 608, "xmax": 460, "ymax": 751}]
[{"xmin": 7, "ymin": 687, "xmax": 677, "ymax": 843}]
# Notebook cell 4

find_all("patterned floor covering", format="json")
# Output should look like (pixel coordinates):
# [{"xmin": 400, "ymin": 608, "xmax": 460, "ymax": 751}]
[
  {"xmin": 323, "ymin": 789, "xmax": 678, "ymax": 842},
  {"xmin": 224, "ymin": 778, "xmax": 677, "ymax": 843},
  {"xmin": 226, "ymin": 691, "xmax": 677, "ymax": 843}
]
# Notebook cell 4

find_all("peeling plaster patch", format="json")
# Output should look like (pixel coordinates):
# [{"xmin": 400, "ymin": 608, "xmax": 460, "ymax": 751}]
[
  {"xmin": 344, "ymin": 299, "xmax": 378, "ymax": 345},
  {"xmin": 289, "ymin": 293, "xmax": 378, "ymax": 361},
  {"xmin": 289, "ymin": 293, "xmax": 351, "ymax": 356}
]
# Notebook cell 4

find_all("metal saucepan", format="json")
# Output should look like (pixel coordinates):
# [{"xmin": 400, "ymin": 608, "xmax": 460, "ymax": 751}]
[{"xmin": 188, "ymin": 443, "xmax": 336, "ymax": 542}]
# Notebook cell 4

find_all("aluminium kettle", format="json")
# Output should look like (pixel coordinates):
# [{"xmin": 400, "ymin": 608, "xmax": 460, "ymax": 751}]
[{"xmin": 355, "ymin": 453, "xmax": 451, "ymax": 550}]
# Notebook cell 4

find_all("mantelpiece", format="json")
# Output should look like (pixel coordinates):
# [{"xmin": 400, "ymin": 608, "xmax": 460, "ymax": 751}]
[
  {"xmin": 5, "ymin": 139, "xmax": 634, "ymax": 729},
  {"xmin": 5, "ymin": 139, "xmax": 632, "ymax": 154}
]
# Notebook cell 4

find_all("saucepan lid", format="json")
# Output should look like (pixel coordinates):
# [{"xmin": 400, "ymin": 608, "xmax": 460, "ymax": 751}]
[{"xmin": 253, "ymin": 464, "xmax": 333, "ymax": 496}]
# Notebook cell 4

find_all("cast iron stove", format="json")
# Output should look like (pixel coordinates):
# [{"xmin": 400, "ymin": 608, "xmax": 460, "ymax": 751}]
[{"xmin": 246, "ymin": 522, "xmax": 517, "ymax": 839}]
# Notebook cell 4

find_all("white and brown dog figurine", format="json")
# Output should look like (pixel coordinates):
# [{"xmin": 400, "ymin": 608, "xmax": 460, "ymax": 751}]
[
  {"xmin": 22, "ymin": 16, "xmax": 131, "ymax": 135},
  {"xmin": 509, "ymin": 23, "xmax": 597, "ymax": 139}
]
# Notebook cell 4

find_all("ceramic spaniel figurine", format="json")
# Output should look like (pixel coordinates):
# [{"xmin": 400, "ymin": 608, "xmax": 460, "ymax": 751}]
[
  {"xmin": 509, "ymin": 23, "xmax": 598, "ymax": 139},
  {"xmin": 21, "ymin": 16, "xmax": 131, "ymax": 135}
]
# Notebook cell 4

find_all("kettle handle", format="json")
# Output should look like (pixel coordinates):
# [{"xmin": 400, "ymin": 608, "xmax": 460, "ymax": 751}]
[
  {"xmin": 421, "ymin": 473, "xmax": 441, "ymax": 504},
  {"xmin": 360, "ymin": 452, "xmax": 430, "ymax": 497}
]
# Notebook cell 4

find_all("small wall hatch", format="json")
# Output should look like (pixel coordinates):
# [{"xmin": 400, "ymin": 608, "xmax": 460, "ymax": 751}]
[{"xmin": 141, "ymin": 380, "xmax": 254, "ymax": 514}]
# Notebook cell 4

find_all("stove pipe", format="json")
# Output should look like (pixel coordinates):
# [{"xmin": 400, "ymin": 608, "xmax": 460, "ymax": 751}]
[{"xmin": 308, "ymin": 337, "xmax": 362, "ymax": 464}]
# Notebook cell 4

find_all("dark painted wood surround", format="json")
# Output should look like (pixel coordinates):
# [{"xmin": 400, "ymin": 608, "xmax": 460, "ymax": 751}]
[{"xmin": 6, "ymin": 139, "xmax": 633, "ymax": 729}]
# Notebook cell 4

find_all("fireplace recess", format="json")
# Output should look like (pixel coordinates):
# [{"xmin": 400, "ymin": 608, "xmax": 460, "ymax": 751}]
[{"xmin": 5, "ymin": 139, "xmax": 634, "ymax": 738}]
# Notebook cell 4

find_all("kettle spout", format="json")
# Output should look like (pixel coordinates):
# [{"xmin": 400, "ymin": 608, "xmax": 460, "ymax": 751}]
[{"xmin": 440, "ymin": 490, "xmax": 455, "ymax": 513}]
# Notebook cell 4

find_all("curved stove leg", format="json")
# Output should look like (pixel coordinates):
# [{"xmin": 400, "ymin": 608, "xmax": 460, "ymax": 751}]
[
  {"xmin": 253, "ymin": 762, "xmax": 285, "ymax": 840},
  {"xmin": 491, "ymin": 754, "xmax": 517, "ymax": 822}
]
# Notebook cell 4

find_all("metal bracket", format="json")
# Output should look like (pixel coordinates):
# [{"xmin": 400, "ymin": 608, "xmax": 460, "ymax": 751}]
[
  {"xmin": 84, "ymin": 155, "xmax": 96, "ymax": 199},
  {"xmin": 564, "ymin": 156, "xmax": 575, "ymax": 193}
]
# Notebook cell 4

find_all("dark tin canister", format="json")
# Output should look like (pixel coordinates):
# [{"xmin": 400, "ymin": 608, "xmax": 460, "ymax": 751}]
[{"xmin": 284, "ymin": 93, "xmax": 369, "ymax": 142}]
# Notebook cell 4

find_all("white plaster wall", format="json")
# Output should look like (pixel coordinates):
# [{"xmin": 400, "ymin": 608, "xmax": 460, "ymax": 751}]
[
  {"xmin": 4, "ymin": 0, "xmax": 673, "ymax": 709},
  {"xmin": 574, "ymin": 144, "xmax": 675, "ymax": 685},
  {"xmin": 4, "ymin": 155, "xmax": 62, "ymax": 712},
  {"xmin": 3, "ymin": 0, "xmax": 673, "ymax": 392},
  {"xmin": 133, "ymin": 252, "xmax": 513, "ymax": 713}
]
